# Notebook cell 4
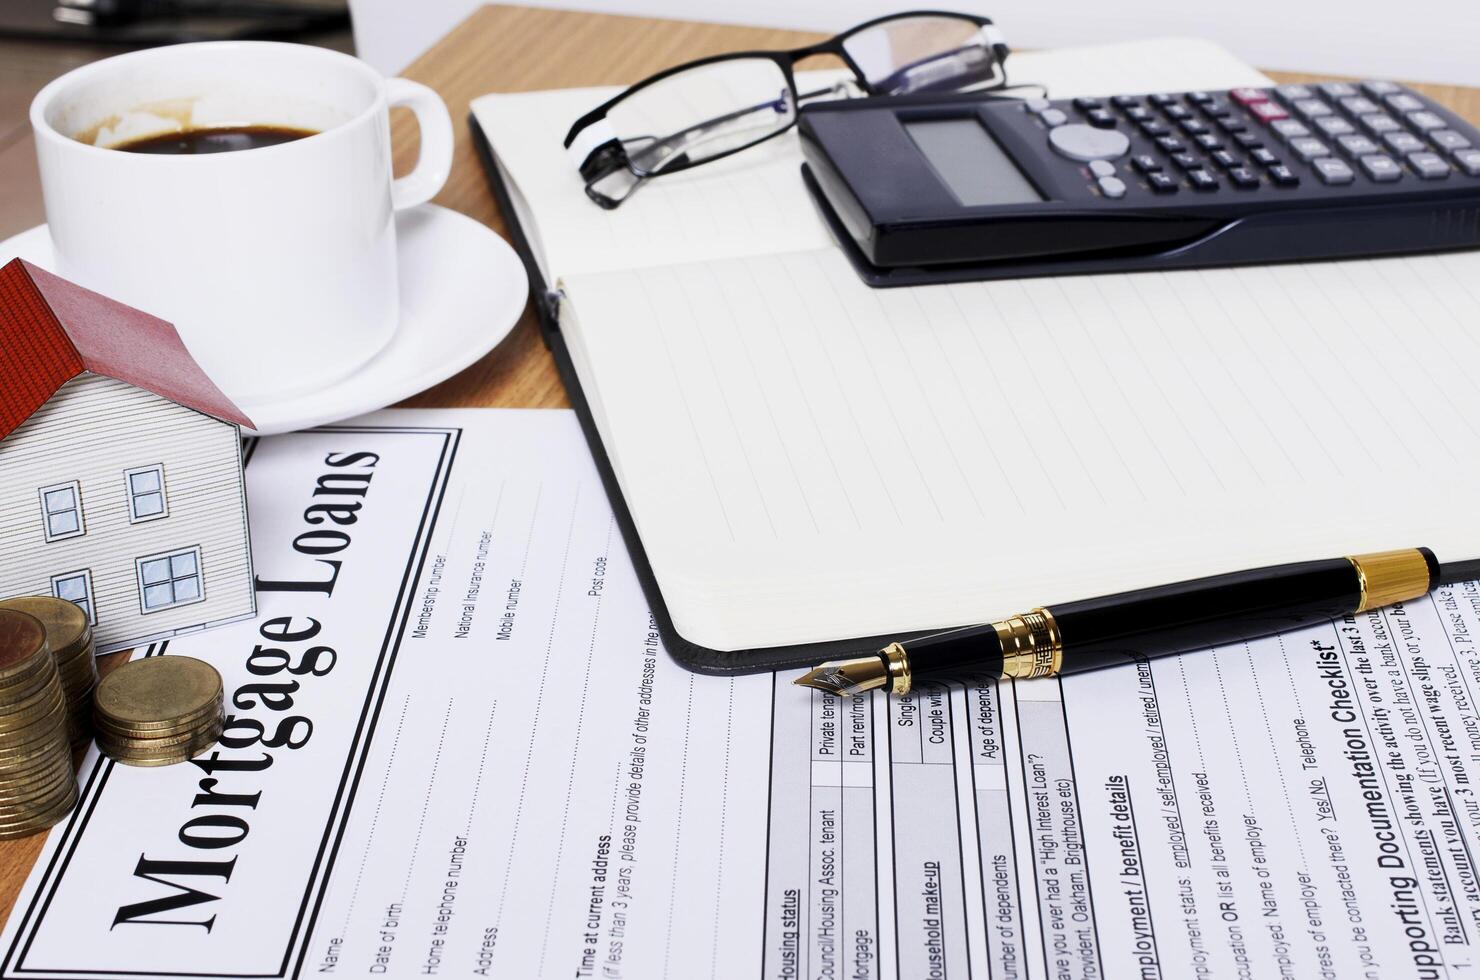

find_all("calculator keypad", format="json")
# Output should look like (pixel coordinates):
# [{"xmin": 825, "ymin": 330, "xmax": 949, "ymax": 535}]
[{"xmin": 1035, "ymin": 76, "xmax": 1478, "ymax": 200}]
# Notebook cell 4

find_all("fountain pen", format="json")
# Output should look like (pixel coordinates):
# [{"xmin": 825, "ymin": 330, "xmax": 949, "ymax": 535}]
[{"xmin": 795, "ymin": 547, "xmax": 1480, "ymax": 697}]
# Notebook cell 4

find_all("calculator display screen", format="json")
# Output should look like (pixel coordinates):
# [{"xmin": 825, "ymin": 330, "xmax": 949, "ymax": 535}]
[{"xmin": 905, "ymin": 118, "xmax": 1044, "ymax": 207}]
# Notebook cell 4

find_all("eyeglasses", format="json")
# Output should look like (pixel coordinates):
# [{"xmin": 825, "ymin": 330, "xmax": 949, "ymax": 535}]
[{"xmin": 564, "ymin": 10, "xmax": 1013, "ymax": 209}]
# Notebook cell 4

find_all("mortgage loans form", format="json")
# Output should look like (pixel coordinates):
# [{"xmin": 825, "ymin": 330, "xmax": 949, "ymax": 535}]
[{"xmin": 3, "ymin": 409, "xmax": 1480, "ymax": 979}]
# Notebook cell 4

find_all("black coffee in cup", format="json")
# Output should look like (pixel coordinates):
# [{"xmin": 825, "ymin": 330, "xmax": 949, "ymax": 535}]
[{"xmin": 112, "ymin": 125, "xmax": 317, "ymax": 155}]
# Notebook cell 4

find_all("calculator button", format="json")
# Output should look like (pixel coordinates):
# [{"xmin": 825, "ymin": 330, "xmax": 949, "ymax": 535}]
[
  {"xmin": 1319, "ymin": 82, "xmax": 1359, "ymax": 98},
  {"xmin": 1276, "ymin": 84, "xmax": 1314, "ymax": 101},
  {"xmin": 1171, "ymin": 152, "xmax": 1201, "ymax": 170},
  {"xmin": 1073, "ymin": 96, "xmax": 1104, "ymax": 111},
  {"xmin": 1227, "ymin": 167, "xmax": 1261, "ymax": 189},
  {"xmin": 1250, "ymin": 147, "xmax": 1280, "ymax": 166},
  {"xmin": 1361, "ymin": 80, "xmax": 1402, "ymax": 97},
  {"xmin": 1047, "ymin": 123, "xmax": 1131, "ymax": 161},
  {"xmin": 1149, "ymin": 93, "xmax": 1177, "ymax": 106},
  {"xmin": 1314, "ymin": 116, "xmax": 1356, "ymax": 137},
  {"xmin": 1211, "ymin": 149, "xmax": 1239, "ymax": 168},
  {"xmin": 1217, "ymin": 115, "xmax": 1249, "ymax": 133},
  {"xmin": 1384, "ymin": 93, "xmax": 1425, "ymax": 112},
  {"xmin": 1088, "ymin": 159, "xmax": 1116, "ymax": 177},
  {"xmin": 1039, "ymin": 108, "xmax": 1068, "ymax": 127},
  {"xmin": 1406, "ymin": 110, "xmax": 1446, "ymax": 132},
  {"xmin": 1339, "ymin": 96, "xmax": 1380, "ymax": 116},
  {"xmin": 1164, "ymin": 103, "xmax": 1192, "ymax": 120},
  {"xmin": 1249, "ymin": 101, "xmax": 1290, "ymax": 122},
  {"xmin": 1270, "ymin": 119, "xmax": 1311, "ymax": 141},
  {"xmin": 1336, "ymin": 134, "xmax": 1381, "ymax": 156},
  {"xmin": 1131, "ymin": 154, "xmax": 1163, "ymax": 173},
  {"xmin": 1234, "ymin": 132, "xmax": 1265, "ymax": 149},
  {"xmin": 1097, "ymin": 175, "xmax": 1127, "ymax": 198},
  {"xmin": 1312, "ymin": 157, "xmax": 1355, "ymax": 184},
  {"xmin": 1453, "ymin": 149, "xmax": 1480, "ymax": 176},
  {"xmin": 1194, "ymin": 135, "xmax": 1223, "ymax": 151},
  {"xmin": 1358, "ymin": 154, "xmax": 1403, "ymax": 182},
  {"xmin": 1124, "ymin": 105, "xmax": 1153, "ymax": 122},
  {"xmin": 1155, "ymin": 135, "xmax": 1187, "ymax": 153},
  {"xmin": 1360, "ymin": 113, "xmax": 1401, "ymax": 135},
  {"xmin": 1383, "ymin": 131, "xmax": 1426, "ymax": 154},
  {"xmin": 1139, "ymin": 119, "xmax": 1172, "ymax": 137},
  {"xmin": 1407, "ymin": 152, "xmax": 1450, "ymax": 179},
  {"xmin": 1025, "ymin": 97, "xmax": 1051, "ymax": 112},
  {"xmin": 1111, "ymin": 95, "xmax": 1141, "ymax": 108},
  {"xmin": 1086, "ymin": 108, "xmax": 1118, "ymax": 128},
  {"xmin": 1267, "ymin": 165, "xmax": 1300, "ymax": 186},
  {"xmin": 1293, "ymin": 98, "xmax": 1333, "ymax": 119},
  {"xmin": 1431, "ymin": 129, "xmax": 1473, "ymax": 151},
  {"xmin": 1186, "ymin": 169, "xmax": 1218, "ymax": 191},
  {"xmin": 1185, "ymin": 91, "xmax": 1214, "ymax": 105},
  {"xmin": 1230, "ymin": 87, "xmax": 1271, "ymax": 105},
  {"xmin": 1179, "ymin": 118, "xmax": 1209, "ymax": 135},
  {"xmin": 1146, "ymin": 171, "xmax": 1180, "ymax": 193},
  {"xmin": 1202, "ymin": 99, "xmax": 1233, "ymax": 118},
  {"xmin": 1289, "ymin": 136, "xmax": 1331, "ymax": 161}
]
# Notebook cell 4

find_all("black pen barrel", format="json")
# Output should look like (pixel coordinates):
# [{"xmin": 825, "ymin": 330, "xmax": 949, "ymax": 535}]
[{"xmin": 1048, "ymin": 548, "xmax": 1438, "ymax": 675}]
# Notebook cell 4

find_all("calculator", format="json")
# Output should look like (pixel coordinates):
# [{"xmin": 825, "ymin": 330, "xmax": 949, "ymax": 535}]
[{"xmin": 798, "ymin": 80, "xmax": 1480, "ymax": 286}]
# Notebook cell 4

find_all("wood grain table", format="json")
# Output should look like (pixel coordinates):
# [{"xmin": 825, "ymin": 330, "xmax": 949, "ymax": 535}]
[{"xmin": 1, "ymin": 0, "xmax": 1478, "ymax": 932}]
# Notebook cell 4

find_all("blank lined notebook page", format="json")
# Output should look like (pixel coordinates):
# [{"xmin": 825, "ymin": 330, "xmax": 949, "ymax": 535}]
[
  {"xmin": 563, "ymin": 248, "xmax": 1480, "ymax": 651},
  {"xmin": 470, "ymin": 38, "xmax": 1273, "ymax": 279}
]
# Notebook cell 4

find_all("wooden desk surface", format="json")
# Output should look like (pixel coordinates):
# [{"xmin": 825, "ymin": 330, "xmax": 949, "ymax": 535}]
[{"xmin": 1, "ymin": 0, "xmax": 1478, "ymax": 931}]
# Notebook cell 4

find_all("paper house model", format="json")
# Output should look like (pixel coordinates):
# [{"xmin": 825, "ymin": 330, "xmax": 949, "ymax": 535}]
[{"xmin": 0, "ymin": 258, "xmax": 255, "ymax": 654}]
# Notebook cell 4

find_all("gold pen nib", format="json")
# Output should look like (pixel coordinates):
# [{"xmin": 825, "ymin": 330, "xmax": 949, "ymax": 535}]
[{"xmin": 794, "ymin": 656, "xmax": 890, "ymax": 696}]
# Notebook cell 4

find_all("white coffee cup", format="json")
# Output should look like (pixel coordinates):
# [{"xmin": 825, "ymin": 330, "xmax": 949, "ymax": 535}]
[{"xmin": 29, "ymin": 41, "xmax": 454, "ymax": 406}]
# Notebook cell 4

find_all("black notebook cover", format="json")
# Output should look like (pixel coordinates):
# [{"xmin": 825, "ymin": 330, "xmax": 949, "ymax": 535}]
[{"xmin": 469, "ymin": 113, "xmax": 937, "ymax": 675}]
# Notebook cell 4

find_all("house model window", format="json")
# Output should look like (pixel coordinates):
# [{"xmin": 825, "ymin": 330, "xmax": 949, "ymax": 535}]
[
  {"xmin": 125, "ymin": 465, "xmax": 168, "ymax": 522},
  {"xmin": 137, "ymin": 548, "xmax": 204, "ymax": 613},
  {"xmin": 51, "ymin": 570, "xmax": 95, "ymax": 624},
  {"xmin": 39, "ymin": 481, "xmax": 85, "ymax": 541}
]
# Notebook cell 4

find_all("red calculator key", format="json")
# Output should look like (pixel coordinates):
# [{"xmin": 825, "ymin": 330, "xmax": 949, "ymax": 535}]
[
  {"xmin": 1249, "ymin": 101, "xmax": 1290, "ymax": 122},
  {"xmin": 1231, "ymin": 87, "xmax": 1271, "ymax": 106}
]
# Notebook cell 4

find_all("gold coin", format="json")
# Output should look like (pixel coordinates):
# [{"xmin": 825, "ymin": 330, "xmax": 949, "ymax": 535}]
[
  {"xmin": 0, "ymin": 770, "xmax": 74, "ymax": 810},
  {"xmin": 94, "ymin": 694, "xmax": 222, "ymax": 739},
  {"xmin": 0, "ymin": 770, "xmax": 73, "ymax": 803},
  {"xmin": 0, "ymin": 612, "xmax": 50, "ymax": 685},
  {"xmin": 0, "ymin": 667, "xmax": 61, "ymax": 716},
  {"xmin": 93, "ymin": 657, "xmax": 222, "ymax": 729},
  {"xmin": 104, "ymin": 717, "xmax": 223, "ymax": 756},
  {"xmin": 0, "ymin": 682, "xmax": 66, "ymax": 733},
  {"xmin": 0, "ymin": 598, "xmax": 91, "ymax": 663},
  {"xmin": 0, "ymin": 766, "xmax": 70, "ymax": 795},
  {"xmin": 0, "ymin": 737, "xmax": 71, "ymax": 773},
  {"xmin": 0, "ymin": 783, "xmax": 77, "ymax": 838},
  {"xmin": 0, "ymin": 728, "xmax": 71, "ymax": 767},
  {"xmin": 0, "ymin": 657, "xmax": 57, "ymax": 703},
  {"xmin": 58, "ymin": 660, "xmax": 98, "ymax": 692},
  {"xmin": 104, "ymin": 720, "xmax": 223, "ymax": 768},
  {"xmin": 96, "ymin": 722, "xmax": 212, "ymax": 752}
]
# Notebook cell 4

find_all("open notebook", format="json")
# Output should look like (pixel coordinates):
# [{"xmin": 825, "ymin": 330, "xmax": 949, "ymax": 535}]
[{"xmin": 471, "ymin": 39, "xmax": 1480, "ymax": 671}]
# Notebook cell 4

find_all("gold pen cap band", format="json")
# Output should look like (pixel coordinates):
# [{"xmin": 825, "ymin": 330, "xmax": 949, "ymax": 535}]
[
  {"xmin": 994, "ymin": 607, "xmax": 1062, "ymax": 679},
  {"xmin": 1348, "ymin": 548, "xmax": 1434, "ymax": 612}
]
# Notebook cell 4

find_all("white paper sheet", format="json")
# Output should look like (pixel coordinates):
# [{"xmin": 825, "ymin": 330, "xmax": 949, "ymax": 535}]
[{"xmin": 4, "ymin": 408, "xmax": 1480, "ymax": 980}]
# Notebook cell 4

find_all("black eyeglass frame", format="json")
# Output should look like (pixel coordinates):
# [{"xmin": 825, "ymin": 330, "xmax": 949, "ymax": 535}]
[{"xmin": 564, "ymin": 10, "xmax": 1010, "ymax": 208}]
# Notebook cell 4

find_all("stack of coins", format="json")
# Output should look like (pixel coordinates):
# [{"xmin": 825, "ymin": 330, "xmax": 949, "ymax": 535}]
[
  {"xmin": 0, "ymin": 610, "xmax": 78, "ymax": 839},
  {"xmin": 0, "ymin": 597, "xmax": 97, "ymax": 748},
  {"xmin": 93, "ymin": 656, "xmax": 224, "ymax": 767}
]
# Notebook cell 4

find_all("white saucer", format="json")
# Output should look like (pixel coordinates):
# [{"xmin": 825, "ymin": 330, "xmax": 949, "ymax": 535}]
[{"xmin": 0, "ymin": 204, "xmax": 528, "ymax": 435}]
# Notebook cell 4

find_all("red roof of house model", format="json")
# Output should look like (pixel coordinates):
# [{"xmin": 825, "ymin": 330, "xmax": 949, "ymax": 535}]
[{"xmin": 0, "ymin": 257, "xmax": 253, "ymax": 440}]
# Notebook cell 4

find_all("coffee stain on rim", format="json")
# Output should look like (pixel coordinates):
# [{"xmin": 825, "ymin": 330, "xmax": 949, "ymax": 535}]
[{"xmin": 72, "ymin": 97, "xmax": 200, "ymax": 147}]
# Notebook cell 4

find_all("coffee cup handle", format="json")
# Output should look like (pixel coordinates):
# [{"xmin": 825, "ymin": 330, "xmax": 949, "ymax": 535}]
[{"xmin": 385, "ymin": 78, "xmax": 454, "ymax": 210}]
